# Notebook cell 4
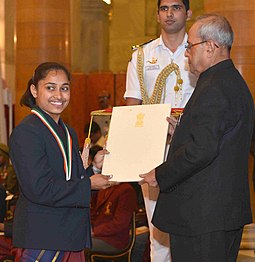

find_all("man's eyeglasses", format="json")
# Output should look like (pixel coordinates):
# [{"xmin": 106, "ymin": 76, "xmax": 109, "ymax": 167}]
[
  {"xmin": 185, "ymin": 41, "xmax": 207, "ymax": 50},
  {"xmin": 185, "ymin": 41, "xmax": 219, "ymax": 50}
]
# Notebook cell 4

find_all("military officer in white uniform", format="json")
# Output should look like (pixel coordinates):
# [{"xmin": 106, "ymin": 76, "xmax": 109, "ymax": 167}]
[{"xmin": 124, "ymin": 0, "xmax": 196, "ymax": 261}]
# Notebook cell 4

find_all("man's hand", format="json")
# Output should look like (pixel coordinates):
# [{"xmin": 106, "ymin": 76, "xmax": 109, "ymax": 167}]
[
  {"xmin": 139, "ymin": 169, "xmax": 158, "ymax": 187},
  {"xmin": 167, "ymin": 115, "xmax": 177, "ymax": 136}
]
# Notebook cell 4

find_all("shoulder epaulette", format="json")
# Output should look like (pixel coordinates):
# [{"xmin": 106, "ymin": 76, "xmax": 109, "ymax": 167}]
[{"xmin": 131, "ymin": 39, "xmax": 155, "ymax": 51}]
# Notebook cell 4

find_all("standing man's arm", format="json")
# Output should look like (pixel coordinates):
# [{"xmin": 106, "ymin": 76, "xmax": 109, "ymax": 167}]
[
  {"xmin": 125, "ymin": 49, "xmax": 143, "ymax": 105},
  {"xmin": 125, "ymin": 97, "xmax": 142, "ymax": 106}
]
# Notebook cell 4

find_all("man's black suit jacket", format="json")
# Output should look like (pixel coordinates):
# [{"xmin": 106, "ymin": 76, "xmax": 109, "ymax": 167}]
[{"xmin": 153, "ymin": 59, "xmax": 254, "ymax": 236}]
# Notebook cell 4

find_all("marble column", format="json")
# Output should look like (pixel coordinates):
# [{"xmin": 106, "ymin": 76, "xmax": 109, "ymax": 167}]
[
  {"xmin": 80, "ymin": 0, "xmax": 111, "ymax": 73},
  {"xmin": 15, "ymin": 0, "xmax": 71, "ymax": 124}
]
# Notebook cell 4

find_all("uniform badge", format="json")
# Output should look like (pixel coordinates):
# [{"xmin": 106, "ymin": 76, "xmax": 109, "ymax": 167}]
[{"xmin": 147, "ymin": 57, "xmax": 158, "ymax": 64}]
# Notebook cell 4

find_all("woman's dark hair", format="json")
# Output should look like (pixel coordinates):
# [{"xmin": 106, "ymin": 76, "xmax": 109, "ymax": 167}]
[
  {"xmin": 157, "ymin": 0, "xmax": 190, "ymax": 11},
  {"xmin": 20, "ymin": 62, "xmax": 71, "ymax": 108}
]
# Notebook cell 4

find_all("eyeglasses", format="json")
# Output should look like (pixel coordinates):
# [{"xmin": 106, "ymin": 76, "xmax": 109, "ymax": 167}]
[
  {"xmin": 185, "ymin": 41, "xmax": 220, "ymax": 50},
  {"xmin": 185, "ymin": 41, "xmax": 207, "ymax": 50}
]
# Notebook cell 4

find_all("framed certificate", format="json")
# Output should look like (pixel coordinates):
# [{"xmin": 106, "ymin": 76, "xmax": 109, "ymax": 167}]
[{"xmin": 102, "ymin": 104, "xmax": 171, "ymax": 181}]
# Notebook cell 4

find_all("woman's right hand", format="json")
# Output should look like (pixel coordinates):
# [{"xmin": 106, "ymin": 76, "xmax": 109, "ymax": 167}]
[{"xmin": 90, "ymin": 173, "xmax": 117, "ymax": 190}]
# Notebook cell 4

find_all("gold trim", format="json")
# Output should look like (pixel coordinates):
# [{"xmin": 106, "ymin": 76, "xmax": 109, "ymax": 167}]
[
  {"xmin": 52, "ymin": 251, "xmax": 61, "ymax": 262},
  {"xmin": 90, "ymin": 109, "xmax": 112, "ymax": 116},
  {"xmin": 35, "ymin": 249, "xmax": 46, "ymax": 262}
]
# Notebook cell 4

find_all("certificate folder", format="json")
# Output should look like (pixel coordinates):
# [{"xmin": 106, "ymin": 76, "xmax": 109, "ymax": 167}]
[{"xmin": 102, "ymin": 104, "xmax": 171, "ymax": 182}]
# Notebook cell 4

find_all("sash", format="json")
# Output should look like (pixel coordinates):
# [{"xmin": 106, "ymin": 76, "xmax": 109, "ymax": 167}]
[{"xmin": 31, "ymin": 109, "xmax": 72, "ymax": 181}]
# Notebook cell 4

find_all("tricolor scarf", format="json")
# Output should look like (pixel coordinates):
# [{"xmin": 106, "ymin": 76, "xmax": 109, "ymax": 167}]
[{"xmin": 31, "ymin": 108, "xmax": 72, "ymax": 181}]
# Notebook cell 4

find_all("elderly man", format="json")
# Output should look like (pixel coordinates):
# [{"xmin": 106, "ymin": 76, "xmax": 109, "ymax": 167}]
[{"xmin": 140, "ymin": 14, "xmax": 254, "ymax": 262}]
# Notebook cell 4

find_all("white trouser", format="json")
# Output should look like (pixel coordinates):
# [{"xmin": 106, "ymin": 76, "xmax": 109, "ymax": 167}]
[{"xmin": 142, "ymin": 183, "xmax": 171, "ymax": 262}]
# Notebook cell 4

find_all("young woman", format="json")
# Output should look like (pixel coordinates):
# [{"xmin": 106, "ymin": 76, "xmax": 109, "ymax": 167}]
[{"xmin": 10, "ymin": 62, "xmax": 112, "ymax": 262}]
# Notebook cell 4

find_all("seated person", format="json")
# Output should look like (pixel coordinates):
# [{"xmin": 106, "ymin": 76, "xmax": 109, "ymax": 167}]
[
  {"xmin": 0, "ymin": 143, "xmax": 19, "ymax": 196},
  {"xmin": 90, "ymin": 182, "xmax": 137, "ymax": 252},
  {"xmin": 0, "ymin": 143, "xmax": 19, "ymax": 222},
  {"xmin": 0, "ymin": 186, "xmax": 13, "ymax": 238},
  {"xmin": 86, "ymin": 142, "xmax": 137, "ymax": 252},
  {"xmin": 0, "ymin": 185, "xmax": 14, "ymax": 261}
]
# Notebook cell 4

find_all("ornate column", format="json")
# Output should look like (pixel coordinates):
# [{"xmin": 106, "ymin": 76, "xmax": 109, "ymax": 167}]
[
  {"xmin": 204, "ymin": 1, "xmax": 255, "ymax": 99},
  {"xmin": 80, "ymin": 0, "xmax": 111, "ymax": 73},
  {"xmin": 15, "ymin": 0, "xmax": 71, "ymax": 124}
]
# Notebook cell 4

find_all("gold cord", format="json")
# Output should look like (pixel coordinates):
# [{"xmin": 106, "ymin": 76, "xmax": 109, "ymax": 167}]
[{"xmin": 137, "ymin": 46, "xmax": 183, "ymax": 105}]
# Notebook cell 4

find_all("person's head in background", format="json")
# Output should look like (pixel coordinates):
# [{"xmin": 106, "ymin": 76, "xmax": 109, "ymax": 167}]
[
  {"xmin": 20, "ymin": 62, "xmax": 71, "ymax": 123},
  {"xmin": 84, "ymin": 121, "xmax": 102, "ymax": 145},
  {"xmin": 98, "ymin": 90, "xmax": 111, "ymax": 110},
  {"xmin": 157, "ymin": 0, "xmax": 192, "ymax": 35}
]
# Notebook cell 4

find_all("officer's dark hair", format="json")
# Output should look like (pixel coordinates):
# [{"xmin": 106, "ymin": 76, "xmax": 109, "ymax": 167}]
[
  {"xmin": 20, "ymin": 62, "xmax": 71, "ymax": 109},
  {"xmin": 157, "ymin": 0, "xmax": 190, "ymax": 11}
]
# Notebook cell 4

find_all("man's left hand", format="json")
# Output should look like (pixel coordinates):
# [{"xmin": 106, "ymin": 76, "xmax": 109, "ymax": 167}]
[{"xmin": 139, "ymin": 169, "xmax": 158, "ymax": 187}]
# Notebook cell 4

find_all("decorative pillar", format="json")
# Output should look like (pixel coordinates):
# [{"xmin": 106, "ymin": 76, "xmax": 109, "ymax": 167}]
[
  {"xmin": 15, "ymin": 0, "xmax": 71, "ymax": 125},
  {"xmin": 80, "ymin": 0, "xmax": 111, "ymax": 73},
  {"xmin": 204, "ymin": 1, "xmax": 255, "ymax": 99}
]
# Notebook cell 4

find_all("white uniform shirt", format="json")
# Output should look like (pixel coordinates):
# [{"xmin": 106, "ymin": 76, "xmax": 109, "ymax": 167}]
[{"xmin": 125, "ymin": 34, "xmax": 197, "ymax": 108}]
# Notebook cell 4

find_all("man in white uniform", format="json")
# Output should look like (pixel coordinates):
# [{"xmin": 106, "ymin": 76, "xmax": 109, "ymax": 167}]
[{"xmin": 124, "ymin": 0, "xmax": 196, "ymax": 261}]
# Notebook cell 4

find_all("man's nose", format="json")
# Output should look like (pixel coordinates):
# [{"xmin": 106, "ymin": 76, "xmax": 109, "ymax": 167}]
[{"xmin": 166, "ymin": 8, "xmax": 174, "ymax": 17}]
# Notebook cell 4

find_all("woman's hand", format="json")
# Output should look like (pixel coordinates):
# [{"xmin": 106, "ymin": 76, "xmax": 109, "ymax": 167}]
[
  {"xmin": 92, "ymin": 149, "xmax": 109, "ymax": 170},
  {"xmin": 90, "ymin": 173, "xmax": 118, "ymax": 190}
]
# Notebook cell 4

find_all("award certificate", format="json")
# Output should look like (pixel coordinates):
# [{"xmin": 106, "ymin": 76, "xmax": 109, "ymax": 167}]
[{"xmin": 102, "ymin": 104, "xmax": 171, "ymax": 182}]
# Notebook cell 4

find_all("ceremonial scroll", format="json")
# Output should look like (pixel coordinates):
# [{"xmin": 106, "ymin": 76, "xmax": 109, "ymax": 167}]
[{"xmin": 102, "ymin": 104, "xmax": 171, "ymax": 182}]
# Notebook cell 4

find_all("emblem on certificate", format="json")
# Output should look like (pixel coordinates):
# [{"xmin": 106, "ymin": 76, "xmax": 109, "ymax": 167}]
[{"xmin": 135, "ymin": 113, "xmax": 145, "ymax": 127}]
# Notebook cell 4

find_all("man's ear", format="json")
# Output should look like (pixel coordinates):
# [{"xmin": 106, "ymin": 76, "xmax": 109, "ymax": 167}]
[
  {"xmin": 186, "ymin": 10, "xmax": 192, "ymax": 21},
  {"xmin": 208, "ymin": 40, "xmax": 218, "ymax": 51},
  {"xmin": 206, "ymin": 41, "xmax": 216, "ymax": 58},
  {"xmin": 157, "ymin": 12, "xmax": 160, "ymax": 23},
  {"xmin": 30, "ymin": 84, "xmax": 38, "ymax": 98}
]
